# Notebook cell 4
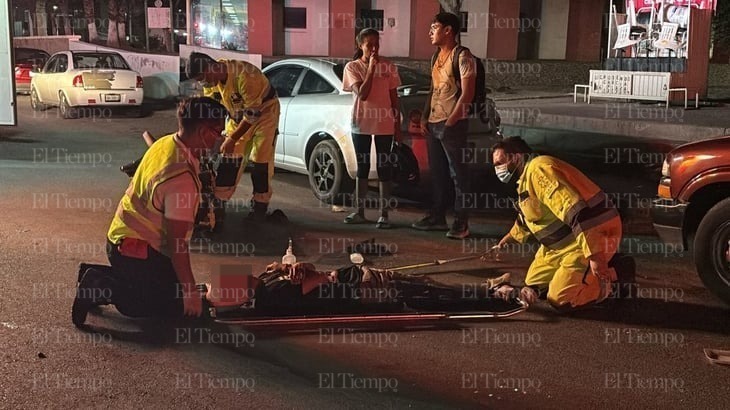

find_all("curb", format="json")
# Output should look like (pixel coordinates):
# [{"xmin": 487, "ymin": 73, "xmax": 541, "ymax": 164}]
[{"xmin": 501, "ymin": 112, "xmax": 728, "ymax": 143}]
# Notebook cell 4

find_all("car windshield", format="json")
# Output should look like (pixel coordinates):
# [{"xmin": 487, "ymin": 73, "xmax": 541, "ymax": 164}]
[
  {"xmin": 15, "ymin": 49, "xmax": 49, "ymax": 64},
  {"xmin": 333, "ymin": 63, "xmax": 430, "ymax": 88},
  {"xmin": 73, "ymin": 53, "xmax": 130, "ymax": 70}
]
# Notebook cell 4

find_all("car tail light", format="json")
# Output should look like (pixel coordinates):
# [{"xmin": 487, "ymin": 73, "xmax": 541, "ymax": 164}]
[
  {"xmin": 129, "ymin": 99, "xmax": 136, "ymax": 104},
  {"xmin": 88, "ymin": 99, "xmax": 96, "ymax": 104},
  {"xmin": 136, "ymin": 76, "xmax": 143, "ymax": 88},
  {"xmin": 72, "ymin": 74, "xmax": 84, "ymax": 87}
]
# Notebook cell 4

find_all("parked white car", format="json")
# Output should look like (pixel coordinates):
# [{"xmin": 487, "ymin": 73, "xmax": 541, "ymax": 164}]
[
  {"xmin": 262, "ymin": 58, "xmax": 500, "ymax": 203},
  {"xmin": 30, "ymin": 51, "xmax": 144, "ymax": 118}
]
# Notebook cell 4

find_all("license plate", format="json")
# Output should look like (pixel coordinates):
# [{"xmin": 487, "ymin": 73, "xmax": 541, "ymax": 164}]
[{"xmin": 104, "ymin": 94, "xmax": 121, "ymax": 102}]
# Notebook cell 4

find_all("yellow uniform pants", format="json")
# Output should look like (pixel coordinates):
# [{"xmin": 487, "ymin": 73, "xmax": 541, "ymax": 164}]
[
  {"xmin": 524, "ymin": 216, "xmax": 622, "ymax": 309},
  {"xmin": 215, "ymin": 99, "xmax": 280, "ymax": 203}
]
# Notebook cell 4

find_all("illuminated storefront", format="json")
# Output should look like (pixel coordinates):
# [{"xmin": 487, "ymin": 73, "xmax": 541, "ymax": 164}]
[{"xmin": 191, "ymin": 0, "xmax": 248, "ymax": 51}]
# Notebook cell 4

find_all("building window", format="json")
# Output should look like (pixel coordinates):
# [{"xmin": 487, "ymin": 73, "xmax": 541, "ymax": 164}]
[
  {"xmin": 359, "ymin": 9, "xmax": 384, "ymax": 32},
  {"xmin": 460, "ymin": 12, "xmax": 469, "ymax": 33},
  {"xmin": 284, "ymin": 7, "xmax": 307, "ymax": 29}
]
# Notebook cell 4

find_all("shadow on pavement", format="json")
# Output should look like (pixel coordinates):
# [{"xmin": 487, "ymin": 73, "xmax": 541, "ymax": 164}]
[{"xmin": 565, "ymin": 298, "xmax": 730, "ymax": 335}]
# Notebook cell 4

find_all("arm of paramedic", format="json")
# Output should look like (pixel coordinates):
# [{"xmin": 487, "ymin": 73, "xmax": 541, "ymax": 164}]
[
  {"xmin": 446, "ymin": 51, "xmax": 476, "ymax": 127},
  {"xmin": 507, "ymin": 214, "xmax": 532, "ymax": 245},
  {"xmin": 227, "ymin": 70, "xmax": 264, "ymax": 143},
  {"xmin": 162, "ymin": 178, "xmax": 202, "ymax": 317},
  {"xmin": 166, "ymin": 218, "xmax": 202, "ymax": 317},
  {"xmin": 529, "ymin": 164, "xmax": 604, "ymax": 260}
]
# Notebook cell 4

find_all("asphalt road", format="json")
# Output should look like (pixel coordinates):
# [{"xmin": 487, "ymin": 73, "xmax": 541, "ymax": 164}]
[{"xmin": 1, "ymin": 97, "xmax": 728, "ymax": 409}]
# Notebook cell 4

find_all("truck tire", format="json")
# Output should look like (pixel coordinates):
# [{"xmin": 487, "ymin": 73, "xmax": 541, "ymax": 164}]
[
  {"xmin": 694, "ymin": 197, "xmax": 730, "ymax": 306},
  {"xmin": 307, "ymin": 139, "xmax": 354, "ymax": 204}
]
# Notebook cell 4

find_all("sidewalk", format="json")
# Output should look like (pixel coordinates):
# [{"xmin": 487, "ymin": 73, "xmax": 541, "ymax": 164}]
[{"xmin": 492, "ymin": 86, "xmax": 730, "ymax": 143}]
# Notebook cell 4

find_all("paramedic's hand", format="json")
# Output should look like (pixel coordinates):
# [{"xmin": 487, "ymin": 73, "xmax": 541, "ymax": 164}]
[
  {"xmin": 482, "ymin": 233, "xmax": 513, "ymax": 261},
  {"xmin": 589, "ymin": 256, "xmax": 611, "ymax": 282},
  {"xmin": 520, "ymin": 286, "xmax": 538, "ymax": 305},
  {"xmin": 183, "ymin": 290, "xmax": 203, "ymax": 317},
  {"xmin": 220, "ymin": 136, "xmax": 237, "ymax": 155}
]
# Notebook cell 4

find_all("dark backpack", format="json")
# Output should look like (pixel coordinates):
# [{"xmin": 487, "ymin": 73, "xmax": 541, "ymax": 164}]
[{"xmin": 430, "ymin": 46, "xmax": 500, "ymax": 130}]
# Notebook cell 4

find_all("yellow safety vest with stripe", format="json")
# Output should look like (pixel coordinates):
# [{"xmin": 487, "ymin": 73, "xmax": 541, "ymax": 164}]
[
  {"xmin": 107, "ymin": 134, "xmax": 201, "ymax": 256},
  {"xmin": 203, "ymin": 60, "xmax": 276, "ymax": 137},
  {"xmin": 509, "ymin": 155, "xmax": 619, "ymax": 258}
]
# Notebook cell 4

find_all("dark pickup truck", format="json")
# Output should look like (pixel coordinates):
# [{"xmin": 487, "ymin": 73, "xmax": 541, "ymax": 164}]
[{"xmin": 651, "ymin": 136, "xmax": 730, "ymax": 305}]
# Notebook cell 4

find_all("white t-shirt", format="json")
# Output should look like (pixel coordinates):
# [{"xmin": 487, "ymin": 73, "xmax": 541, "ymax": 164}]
[{"xmin": 342, "ymin": 58, "xmax": 401, "ymax": 135}]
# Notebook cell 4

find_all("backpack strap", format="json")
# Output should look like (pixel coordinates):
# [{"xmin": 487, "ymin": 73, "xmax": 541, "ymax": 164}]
[
  {"xmin": 452, "ymin": 45, "xmax": 466, "ymax": 97},
  {"xmin": 428, "ymin": 49, "xmax": 439, "ymax": 95}
]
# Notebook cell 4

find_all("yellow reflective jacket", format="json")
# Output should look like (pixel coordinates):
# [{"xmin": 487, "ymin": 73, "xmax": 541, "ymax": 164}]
[
  {"xmin": 107, "ymin": 134, "xmax": 201, "ymax": 255},
  {"xmin": 509, "ymin": 155, "xmax": 619, "ymax": 258},
  {"xmin": 203, "ymin": 60, "xmax": 276, "ymax": 136}
]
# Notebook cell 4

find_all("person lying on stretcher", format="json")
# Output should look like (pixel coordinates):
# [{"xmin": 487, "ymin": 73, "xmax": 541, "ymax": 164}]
[{"xmin": 207, "ymin": 261, "xmax": 520, "ymax": 315}]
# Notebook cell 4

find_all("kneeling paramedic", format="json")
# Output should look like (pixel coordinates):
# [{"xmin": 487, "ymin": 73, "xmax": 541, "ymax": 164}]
[
  {"xmin": 489, "ymin": 137, "xmax": 627, "ymax": 311},
  {"xmin": 186, "ymin": 52, "xmax": 280, "ymax": 221},
  {"xmin": 72, "ymin": 97, "xmax": 228, "ymax": 326}
]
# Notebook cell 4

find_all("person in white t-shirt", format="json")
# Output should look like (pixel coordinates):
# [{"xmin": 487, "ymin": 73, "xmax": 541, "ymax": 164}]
[{"xmin": 342, "ymin": 28, "xmax": 402, "ymax": 229}]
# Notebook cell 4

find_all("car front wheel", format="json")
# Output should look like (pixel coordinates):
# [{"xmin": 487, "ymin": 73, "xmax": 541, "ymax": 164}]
[
  {"xmin": 694, "ymin": 197, "xmax": 730, "ymax": 306},
  {"xmin": 307, "ymin": 139, "xmax": 354, "ymax": 204}
]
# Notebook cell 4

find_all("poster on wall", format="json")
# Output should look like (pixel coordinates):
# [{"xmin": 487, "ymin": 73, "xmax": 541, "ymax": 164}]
[{"xmin": 148, "ymin": 7, "xmax": 171, "ymax": 29}]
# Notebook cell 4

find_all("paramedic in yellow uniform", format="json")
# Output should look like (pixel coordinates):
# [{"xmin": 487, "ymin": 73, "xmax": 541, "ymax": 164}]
[
  {"xmin": 490, "ymin": 137, "xmax": 623, "ymax": 311},
  {"xmin": 186, "ymin": 52, "xmax": 280, "ymax": 221}
]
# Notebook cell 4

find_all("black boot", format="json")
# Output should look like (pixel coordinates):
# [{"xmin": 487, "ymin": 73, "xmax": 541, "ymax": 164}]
[
  {"xmin": 247, "ymin": 201, "xmax": 269, "ymax": 223},
  {"xmin": 72, "ymin": 268, "xmax": 113, "ymax": 327}
]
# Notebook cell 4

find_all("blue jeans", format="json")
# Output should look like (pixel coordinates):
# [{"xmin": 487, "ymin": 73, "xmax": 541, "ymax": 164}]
[{"xmin": 427, "ymin": 120, "xmax": 470, "ymax": 221}]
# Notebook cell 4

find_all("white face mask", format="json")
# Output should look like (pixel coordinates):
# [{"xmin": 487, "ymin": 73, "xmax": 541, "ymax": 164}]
[
  {"xmin": 495, "ymin": 155, "xmax": 523, "ymax": 184},
  {"xmin": 495, "ymin": 163, "xmax": 513, "ymax": 183}
]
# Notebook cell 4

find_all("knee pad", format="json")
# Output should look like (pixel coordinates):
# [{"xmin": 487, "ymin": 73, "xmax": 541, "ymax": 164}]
[{"xmin": 251, "ymin": 162, "xmax": 269, "ymax": 194}]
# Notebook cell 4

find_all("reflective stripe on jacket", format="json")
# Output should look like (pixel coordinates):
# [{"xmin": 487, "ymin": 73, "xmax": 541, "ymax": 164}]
[
  {"xmin": 107, "ymin": 134, "xmax": 201, "ymax": 255},
  {"xmin": 509, "ymin": 155, "xmax": 619, "ymax": 257}
]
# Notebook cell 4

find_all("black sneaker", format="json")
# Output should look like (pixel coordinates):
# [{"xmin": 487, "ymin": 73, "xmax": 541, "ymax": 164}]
[
  {"xmin": 446, "ymin": 219, "xmax": 470, "ymax": 239},
  {"xmin": 411, "ymin": 215, "xmax": 448, "ymax": 231}
]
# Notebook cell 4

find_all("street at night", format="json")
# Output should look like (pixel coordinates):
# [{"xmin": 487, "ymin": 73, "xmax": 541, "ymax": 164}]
[
  {"xmin": 1, "ymin": 95, "xmax": 728, "ymax": 409},
  {"xmin": 3, "ymin": 0, "xmax": 730, "ymax": 408}
]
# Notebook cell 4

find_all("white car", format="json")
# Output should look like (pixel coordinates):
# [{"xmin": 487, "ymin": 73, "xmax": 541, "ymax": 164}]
[
  {"xmin": 30, "ymin": 51, "xmax": 144, "ymax": 118},
  {"xmin": 262, "ymin": 58, "xmax": 500, "ymax": 203}
]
